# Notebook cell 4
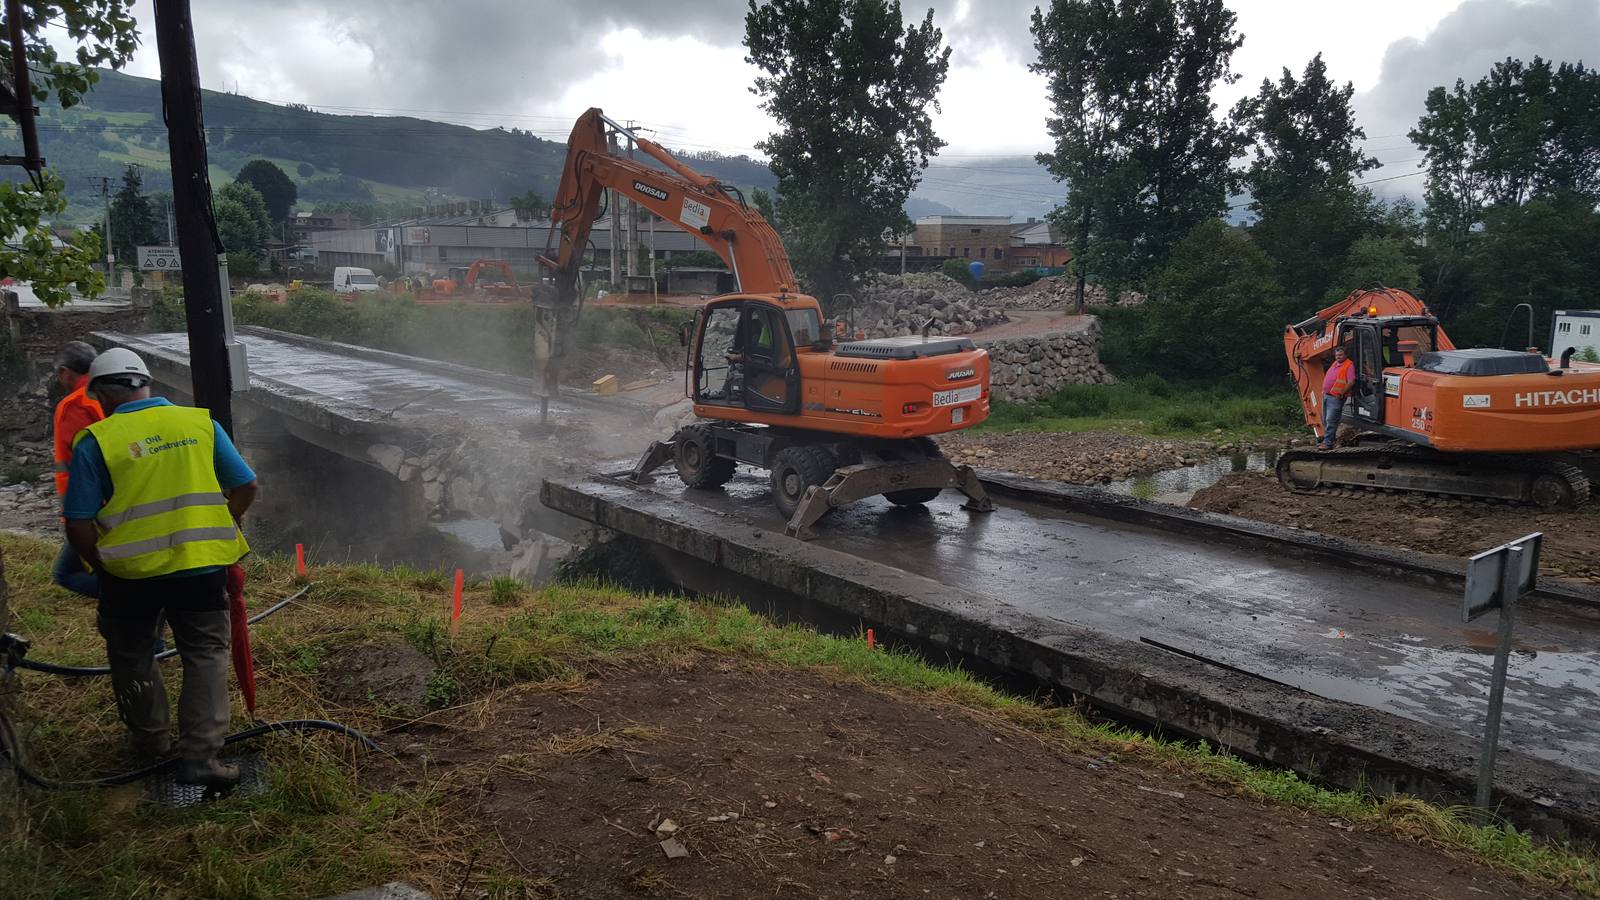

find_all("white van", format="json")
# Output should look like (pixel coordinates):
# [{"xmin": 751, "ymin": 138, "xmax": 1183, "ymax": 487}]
[{"xmin": 333, "ymin": 266, "xmax": 380, "ymax": 293}]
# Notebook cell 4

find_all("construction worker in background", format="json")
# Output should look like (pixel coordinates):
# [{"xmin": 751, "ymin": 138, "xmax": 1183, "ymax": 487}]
[
  {"xmin": 1320, "ymin": 346, "xmax": 1355, "ymax": 450},
  {"xmin": 50, "ymin": 341, "xmax": 103, "ymax": 597},
  {"xmin": 63, "ymin": 348, "xmax": 259, "ymax": 789}
]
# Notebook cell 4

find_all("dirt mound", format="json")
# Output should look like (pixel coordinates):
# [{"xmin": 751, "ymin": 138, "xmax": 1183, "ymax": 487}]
[
  {"xmin": 850, "ymin": 272, "xmax": 1008, "ymax": 336},
  {"xmin": 977, "ymin": 275, "xmax": 1146, "ymax": 310},
  {"xmin": 383, "ymin": 657, "xmax": 1560, "ymax": 899},
  {"xmin": 939, "ymin": 431, "xmax": 1211, "ymax": 484},
  {"xmin": 319, "ymin": 639, "xmax": 437, "ymax": 713},
  {"xmin": 1191, "ymin": 472, "xmax": 1600, "ymax": 584}
]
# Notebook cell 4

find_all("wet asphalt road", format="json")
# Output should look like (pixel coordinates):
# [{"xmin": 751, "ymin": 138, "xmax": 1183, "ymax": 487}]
[{"xmin": 618, "ymin": 468, "xmax": 1600, "ymax": 775}]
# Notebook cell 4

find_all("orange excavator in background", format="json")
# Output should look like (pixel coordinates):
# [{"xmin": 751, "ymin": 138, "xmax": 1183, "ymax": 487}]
[
  {"xmin": 1280, "ymin": 286, "xmax": 1600, "ymax": 506},
  {"xmin": 423, "ymin": 258, "xmax": 521, "ymax": 303},
  {"xmin": 532, "ymin": 108, "xmax": 993, "ymax": 537}
]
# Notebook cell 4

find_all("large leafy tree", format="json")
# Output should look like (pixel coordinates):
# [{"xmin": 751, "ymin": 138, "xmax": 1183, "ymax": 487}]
[
  {"xmin": 236, "ymin": 159, "xmax": 298, "ymax": 224},
  {"xmin": 0, "ymin": 1, "xmax": 139, "ymax": 305},
  {"xmin": 1140, "ymin": 218, "xmax": 1284, "ymax": 379},
  {"xmin": 1234, "ymin": 54, "xmax": 1380, "ymax": 311},
  {"xmin": 744, "ymin": 0, "xmax": 950, "ymax": 306},
  {"xmin": 108, "ymin": 163, "xmax": 156, "ymax": 266},
  {"xmin": 1032, "ymin": 0, "xmax": 1246, "ymax": 300},
  {"xmin": 214, "ymin": 181, "xmax": 272, "ymax": 260}
]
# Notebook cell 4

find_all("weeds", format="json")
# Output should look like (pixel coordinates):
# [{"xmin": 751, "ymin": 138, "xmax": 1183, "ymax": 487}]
[
  {"xmin": 980, "ymin": 372, "xmax": 1301, "ymax": 442},
  {"xmin": 487, "ymin": 575, "xmax": 525, "ymax": 607}
]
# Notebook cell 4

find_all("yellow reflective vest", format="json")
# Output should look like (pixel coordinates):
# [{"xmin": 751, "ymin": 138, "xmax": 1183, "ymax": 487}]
[{"xmin": 76, "ymin": 404, "xmax": 250, "ymax": 579}]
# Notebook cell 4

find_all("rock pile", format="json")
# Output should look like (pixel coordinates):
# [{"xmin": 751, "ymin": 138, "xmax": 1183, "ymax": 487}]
[
  {"xmin": 979, "ymin": 318, "xmax": 1115, "ymax": 401},
  {"xmin": 976, "ymin": 276, "xmax": 1145, "ymax": 311},
  {"xmin": 938, "ymin": 431, "xmax": 1208, "ymax": 485},
  {"xmin": 847, "ymin": 273, "xmax": 1008, "ymax": 336}
]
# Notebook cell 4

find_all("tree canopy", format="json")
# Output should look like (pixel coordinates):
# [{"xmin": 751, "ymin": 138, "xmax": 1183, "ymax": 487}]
[
  {"xmin": 215, "ymin": 181, "xmax": 272, "ymax": 259},
  {"xmin": 236, "ymin": 159, "xmax": 298, "ymax": 223},
  {"xmin": 108, "ymin": 163, "xmax": 156, "ymax": 266},
  {"xmin": 744, "ymin": 0, "xmax": 950, "ymax": 306}
]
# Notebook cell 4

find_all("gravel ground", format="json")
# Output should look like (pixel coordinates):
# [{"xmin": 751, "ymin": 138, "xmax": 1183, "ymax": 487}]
[{"xmin": 937, "ymin": 430, "xmax": 1222, "ymax": 484}]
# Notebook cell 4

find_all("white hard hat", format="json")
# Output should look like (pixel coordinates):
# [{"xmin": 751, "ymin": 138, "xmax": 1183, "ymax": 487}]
[{"xmin": 87, "ymin": 347, "xmax": 151, "ymax": 384}]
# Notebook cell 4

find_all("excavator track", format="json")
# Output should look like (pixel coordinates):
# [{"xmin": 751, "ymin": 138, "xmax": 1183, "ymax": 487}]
[{"xmin": 1276, "ymin": 443, "xmax": 1592, "ymax": 507}]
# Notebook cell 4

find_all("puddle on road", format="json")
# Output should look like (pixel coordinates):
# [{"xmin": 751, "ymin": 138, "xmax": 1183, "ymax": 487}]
[{"xmin": 1106, "ymin": 450, "xmax": 1279, "ymax": 505}]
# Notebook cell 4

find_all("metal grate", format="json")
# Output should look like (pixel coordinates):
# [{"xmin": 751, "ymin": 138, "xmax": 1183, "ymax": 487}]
[
  {"xmin": 829, "ymin": 361, "xmax": 879, "ymax": 373},
  {"xmin": 143, "ymin": 754, "xmax": 270, "ymax": 808}
]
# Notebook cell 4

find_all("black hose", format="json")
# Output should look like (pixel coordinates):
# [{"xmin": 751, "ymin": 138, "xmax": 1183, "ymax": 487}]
[
  {"xmin": 0, "ymin": 715, "xmax": 377, "ymax": 790},
  {"xmin": 14, "ymin": 584, "xmax": 313, "ymax": 677}
]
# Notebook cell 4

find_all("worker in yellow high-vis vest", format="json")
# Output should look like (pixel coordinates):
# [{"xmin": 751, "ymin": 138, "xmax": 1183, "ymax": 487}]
[{"xmin": 63, "ymin": 348, "xmax": 259, "ymax": 790}]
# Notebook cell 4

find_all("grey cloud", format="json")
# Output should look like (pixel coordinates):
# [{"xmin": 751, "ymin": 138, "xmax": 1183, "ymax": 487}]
[{"xmin": 1355, "ymin": 0, "xmax": 1600, "ymax": 162}]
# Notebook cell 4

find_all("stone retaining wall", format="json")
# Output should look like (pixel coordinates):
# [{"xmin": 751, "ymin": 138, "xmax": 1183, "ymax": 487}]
[{"xmin": 976, "ymin": 316, "xmax": 1114, "ymax": 403}]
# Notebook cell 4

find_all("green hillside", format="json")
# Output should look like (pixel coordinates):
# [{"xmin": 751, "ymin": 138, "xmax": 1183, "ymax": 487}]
[{"xmin": 4, "ymin": 69, "xmax": 777, "ymax": 226}]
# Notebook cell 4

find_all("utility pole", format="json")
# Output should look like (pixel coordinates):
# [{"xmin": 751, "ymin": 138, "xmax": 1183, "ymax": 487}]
[
  {"xmin": 607, "ymin": 130, "xmax": 620, "ymax": 288},
  {"xmin": 624, "ymin": 121, "xmax": 640, "ymax": 279},
  {"xmin": 153, "ymin": 0, "xmax": 235, "ymax": 434},
  {"xmin": 100, "ymin": 176, "xmax": 114, "ymax": 273}
]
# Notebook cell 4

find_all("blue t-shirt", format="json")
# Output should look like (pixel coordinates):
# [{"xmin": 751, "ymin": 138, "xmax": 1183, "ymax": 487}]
[{"xmin": 63, "ymin": 397, "xmax": 256, "ymax": 578}]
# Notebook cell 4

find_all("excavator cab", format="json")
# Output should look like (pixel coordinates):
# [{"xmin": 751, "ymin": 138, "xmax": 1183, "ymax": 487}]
[
  {"xmin": 1337, "ymin": 316, "xmax": 1441, "ymax": 428},
  {"xmin": 692, "ymin": 298, "xmax": 801, "ymax": 414}
]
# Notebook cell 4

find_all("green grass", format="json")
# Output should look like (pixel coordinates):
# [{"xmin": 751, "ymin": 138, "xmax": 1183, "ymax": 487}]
[
  {"xmin": 979, "ymin": 372, "xmax": 1303, "ymax": 443},
  {"xmin": 1, "ymin": 532, "xmax": 1596, "ymax": 897}
]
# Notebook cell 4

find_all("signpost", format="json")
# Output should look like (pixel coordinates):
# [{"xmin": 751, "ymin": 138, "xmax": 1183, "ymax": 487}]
[
  {"xmin": 1462, "ymin": 532, "xmax": 1542, "ymax": 814},
  {"xmin": 137, "ymin": 245, "xmax": 183, "ymax": 271}
]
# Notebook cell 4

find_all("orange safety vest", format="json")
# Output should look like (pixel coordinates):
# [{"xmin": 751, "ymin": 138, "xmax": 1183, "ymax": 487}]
[
  {"xmin": 53, "ymin": 376, "xmax": 104, "ymax": 497},
  {"xmin": 1326, "ymin": 359, "xmax": 1355, "ymax": 400}
]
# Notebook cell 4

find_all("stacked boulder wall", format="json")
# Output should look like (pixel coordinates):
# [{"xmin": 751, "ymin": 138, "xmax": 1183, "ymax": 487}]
[
  {"xmin": 847, "ymin": 273, "xmax": 1008, "ymax": 337},
  {"xmin": 977, "ymin": 317, "xmax": 1115, "ymax": 402}
]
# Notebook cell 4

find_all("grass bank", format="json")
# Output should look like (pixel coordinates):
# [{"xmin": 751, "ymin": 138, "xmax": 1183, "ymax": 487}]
[
  {"xmin": 1, "ymin": 532, "xmax": 1595, "ymax": 897},
  {"xmin": 980, "ymin": 373, "xmax": 1303, "ymax": 444}
]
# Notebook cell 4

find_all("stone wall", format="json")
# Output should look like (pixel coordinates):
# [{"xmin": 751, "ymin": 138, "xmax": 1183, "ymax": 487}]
[
  {"xmin": 10, "ymin": 304, "xmax": 151, "ymax": 366},
  {"xmin": 977, "ymin": 316, "xmax": 1114, "ymax": 403}
]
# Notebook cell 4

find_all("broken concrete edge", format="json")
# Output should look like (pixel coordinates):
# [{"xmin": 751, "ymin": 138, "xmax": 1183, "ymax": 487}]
[
  {"xmin": 974, "ymin": 468, "xmax": 1600, "ymax": 618},
  {"xmin": 540, "ymin": 475, "xmax": 1600, "ymax": 843},
  {"xmin": 235, "ymin": 325, "xmax": 657, "ymax": 418}
]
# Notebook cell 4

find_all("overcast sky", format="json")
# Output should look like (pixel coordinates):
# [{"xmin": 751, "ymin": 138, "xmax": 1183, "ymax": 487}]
[{"xmin": 74, "ymin": 0, "xmax": 1600, "ymax": 186}]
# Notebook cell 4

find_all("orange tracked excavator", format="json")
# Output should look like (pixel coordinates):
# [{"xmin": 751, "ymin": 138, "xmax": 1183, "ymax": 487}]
[
  {"xmin": 1280, "ymin": 286, "xmax": 1600, "ymax": 506},
  {"xmin": 532, "ymin": 109, "xmax": 993, "ymax": 537}
]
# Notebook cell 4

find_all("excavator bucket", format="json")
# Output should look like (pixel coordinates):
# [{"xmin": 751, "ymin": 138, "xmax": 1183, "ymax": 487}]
[{"xmin": 785, "ymin": 458, "xmax": 993, "ymax": 540}]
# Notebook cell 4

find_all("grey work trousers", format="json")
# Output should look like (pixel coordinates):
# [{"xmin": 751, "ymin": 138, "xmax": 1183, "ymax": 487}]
[{"xmin": 97, "ymin": 570, "xmax": 232, "ymax": 762}]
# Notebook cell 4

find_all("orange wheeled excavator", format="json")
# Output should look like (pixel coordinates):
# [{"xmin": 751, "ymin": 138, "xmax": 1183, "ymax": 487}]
[
  {"xmin": 1280, "ymin": 286, "xmax": 1600, "ymax": 506},
  {"xmin": 533, "ymin": 109, "xmax": 993, "ymax": 537}
]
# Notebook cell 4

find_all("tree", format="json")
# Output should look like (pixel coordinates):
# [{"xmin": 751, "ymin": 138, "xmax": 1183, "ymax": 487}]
[
  {"xmin": 1328, "ymin": 237, "xmax": 1420, "ymax": 302},
  {"xmin": 214, "ymin": 181, "xmax": 272, "ymax": 262},
  {"xmin": 1139, "ymin": 219, "xmax": 1284, "ymax": 380},
  {"xmin": 508, "ymin": 189, "xmax": 545, "ymax": 219},
  {"xmin": 744, "ymin": 0, "xmax": 951, "ymax": 306},
  {"xmin": 1235, "ymin": 54, "xmax": 1380, "ymax": 308},
  {"xmin": 0, "ymin": 1, "xmax": 139, "ymax": 305},
  {"xmin": 1455, "ymin": 197, "xmax": 1600, "ymax": 350},
  {"xmin": 108, "ymin": 164, "xmax": 156, "ymax": 267},
  {"xmin": 1032, "ymin": 0, "xmax": 1246, "ymax": 301},
  {"xmin": 236, "ymin": 159, "xmax": 298, "ymax": 223}
]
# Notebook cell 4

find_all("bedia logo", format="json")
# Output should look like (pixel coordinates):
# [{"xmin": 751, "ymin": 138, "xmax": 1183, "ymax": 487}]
[{"xmin": 632, "ymin": 181, "xmax": 669, "ymax": 202}]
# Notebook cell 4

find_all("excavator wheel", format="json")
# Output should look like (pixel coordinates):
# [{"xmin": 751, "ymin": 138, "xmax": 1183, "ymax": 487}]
[
  {"xmin": 674, "ymin": 424, "xmax": 736, "ymax": 489},
  {"xmin": 770, "ymin": 445, "xmax": 837, "ymax": 518},
  {"xmin": 883, "ymin": 437, "xmax": 945, "ymax": 506}
]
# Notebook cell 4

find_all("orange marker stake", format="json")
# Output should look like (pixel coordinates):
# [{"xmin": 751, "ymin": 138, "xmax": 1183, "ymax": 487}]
[
  {"xmin": 866, "ymin": 628, "xmax": 876, "ymax": 651},
  {"xmin": 294, "ymin": 543, "xmax": 307, "ymax": 576},
  {"xmin": 450, "ymin": 569, "xmax": 464, "ymax": 634}
]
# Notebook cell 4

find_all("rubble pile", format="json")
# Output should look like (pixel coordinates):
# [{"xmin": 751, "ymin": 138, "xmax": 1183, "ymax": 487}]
[
  {"xmin": 847, "ymin": 273, "xmax": 1008, "ymax": 336},
  {"xmin": 976, "ymin": 276, "xmax": 1146, "ymax": 311},
  {"xmin": 982, "ymin": 319, "xmax": 1116, "ymax": 401}
]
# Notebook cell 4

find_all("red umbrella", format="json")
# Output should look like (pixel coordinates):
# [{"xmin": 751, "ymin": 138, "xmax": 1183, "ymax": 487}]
[{"xmin": 225, "ymin": 563, "xmax": 257, "ymax": 716}]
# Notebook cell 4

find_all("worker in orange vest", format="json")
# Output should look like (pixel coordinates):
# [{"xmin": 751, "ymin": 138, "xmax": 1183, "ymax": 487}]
[
  {"xmin": 50, "ymin": 341, "xmax": 104, "ymax": 596},
  {"xmin": 1320, "ymin": 345, "xmax": 1355, "ymax": 450}
]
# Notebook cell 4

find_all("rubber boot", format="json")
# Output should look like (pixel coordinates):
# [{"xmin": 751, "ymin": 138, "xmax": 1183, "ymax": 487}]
[{"xmin": 177, "ymin": 758, "xmax": 240, "ymax": 790}]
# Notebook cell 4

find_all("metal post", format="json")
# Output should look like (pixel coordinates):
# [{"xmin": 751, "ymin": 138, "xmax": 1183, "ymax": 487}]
[
  {"xmin": 1475, "ymin": 544, "xmax": 1522, "ymax": 812},
  {"xmin": 153, "ymin": 0, "xmax": 234, "ymax": 435},
  {"xmin": 102, "ymin": 175, "xmax": 114, "ymax": 272}
]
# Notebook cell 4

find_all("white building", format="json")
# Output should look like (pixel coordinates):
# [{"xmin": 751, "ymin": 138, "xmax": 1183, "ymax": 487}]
[{"xmin": 1551, "ymin": 310, "xmax": 1600, "ymax": 360}]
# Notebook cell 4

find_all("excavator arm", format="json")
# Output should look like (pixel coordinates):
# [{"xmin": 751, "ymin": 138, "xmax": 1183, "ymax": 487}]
[{"xmin": 530, "ymin": 108, "xmax": 797, "ymax": 401}]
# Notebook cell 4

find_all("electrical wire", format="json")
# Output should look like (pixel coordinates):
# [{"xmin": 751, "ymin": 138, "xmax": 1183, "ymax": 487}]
[
  {"xmin": 12, "ymin": 584, "xmax": 314, "ymax": 678},
  {"xmin": 0, "ymin": 714, "xmax": 377, "ymax": 790}
]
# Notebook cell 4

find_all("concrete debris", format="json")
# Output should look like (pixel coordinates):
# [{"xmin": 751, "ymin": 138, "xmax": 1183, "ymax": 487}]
[
  {"xmin": 366, "ymin": 443, "xmax": 406, "ymax": 475},
  {"xmin": 655, "ymin": 818, "xmax": 679, "ymax": 835},
  {"xmin": 850, "ymin": 272, "xmax": 1008, "ymax": 337},
  {"xmin": 976, "ymin": 275, "xmax": 1146, "ymax": 311},
  {"xmin": 659, "ymin": 837, "xmax": 690, "ymax": 859}
]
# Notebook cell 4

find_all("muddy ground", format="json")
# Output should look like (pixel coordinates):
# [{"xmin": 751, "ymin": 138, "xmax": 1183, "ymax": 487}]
[
  {"xmin": 938, "ymin": 430, "xmax": 1236, "ymax": 485},
  {"xmin": 1192, "ymin": 472, "xmax": 1600, "ymax": 584},
  {"xmin": 371, "ymin": 654, "xmax": 1573, "ymax": 899}
]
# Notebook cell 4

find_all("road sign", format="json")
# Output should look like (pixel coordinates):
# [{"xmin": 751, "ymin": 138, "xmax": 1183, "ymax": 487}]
[
  {"xmin": 1461, "ymin": 532, "xmax": 1541, "ymax": 816},
  {"xmin": 1463, "ymin": 533, "xmax": 1541, "ymax": 623},
  {"xmin": 137, "ymin": 245, "xmax": 182, "ymax": 271}
]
